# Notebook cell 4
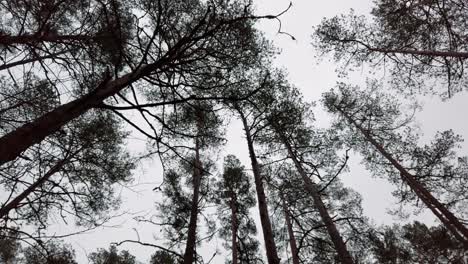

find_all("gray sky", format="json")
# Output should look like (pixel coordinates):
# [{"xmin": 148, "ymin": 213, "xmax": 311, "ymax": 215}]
[{"xmin": 51, "ymin": 0, "xmax": 468, "ymax": 263}]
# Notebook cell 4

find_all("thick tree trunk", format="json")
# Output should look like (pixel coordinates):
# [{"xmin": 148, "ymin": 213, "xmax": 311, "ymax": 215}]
[
  {"xmin": 237, "ymin": 108, "xmax": 280, "ymax": 264},
  {"xmin": 230, "ymin": 195, "xmax": 239, "ymax": 264},
  {"xmin": 0, "ymin": 156, "xmax": 71, "ymax": 218},
  {"xmin": 278, "ymin": 132, "xmax": 354, "ymax": 264},
  {"xmin": 338, "ymin": 107, "xmax": 468, "ymax": 246},
  {"xmin": 0, "ymin": 57, "xmax": 172, "ymax": 165},
  {"xmin": 183, "ymin": 113, "xmax": 204, "ymax": 264},
  {"xmin": 281, "ymin": 195, "xmax": 300, "ymax": 264}
]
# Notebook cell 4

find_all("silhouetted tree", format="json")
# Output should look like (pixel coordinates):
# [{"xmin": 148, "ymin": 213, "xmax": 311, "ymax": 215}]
[
  {"xmin": 323, "ymin": 83, "xmax": 468, "ymax": 245},
  {"xmin": 314, "ymin": 0, "xmax": 468, "ymax": 97},
  {"xmin": 213, "ymin": 155, "xmax": 262, "ymax": 264},
  {"xmin": 89, "ymin": 245, "xmax": 136, "ymax": 264}
]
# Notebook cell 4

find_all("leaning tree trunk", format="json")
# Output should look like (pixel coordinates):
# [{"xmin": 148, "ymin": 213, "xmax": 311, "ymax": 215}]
[
  {"xmin": 0, "ymin": 55, "xmax": 174, "ymax": 165},
  {"xmin": 183, "ymin": 114, "xmax": 204, "ymax": 264},
  {"xmin": 277, "ymin": 131, "xmax": 354, "ymax": 264},
  {"xmin": 281, "ymin": 194, "xmax": 300, "ymax": 264},
  {"xmin": 337, "ymin": 106, "xmax": 468, "ymax": 246},
  {"xmin": 237, "ymin": 107, "xmax": 281, "ymax": 264},
  {"xmin": 230, "ymin": 193, "xmax": 239, "ymax": 264},
  {"xmin": 0, "ymin": 156, "xmax": 72, "ymax": 218}
]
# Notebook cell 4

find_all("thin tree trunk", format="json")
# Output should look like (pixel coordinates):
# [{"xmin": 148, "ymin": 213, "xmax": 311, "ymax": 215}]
[
  {"xmin": 183, "ymin": 112, "xmax": 204, "ymax": 264},
  {"xmin": 337, "ymin": 107, "xmax": 468, "ymax": 246},
  {"xmin": 237, "ymin": 107, "xmax": 281, "ymax": 264},
  {"xmin": 230, "ymin": 194, "xmax": 239, "ymax": 264},
  {"xmin": 0, "ymin": 33, "xmax": 108, "ymax": 46},
  {"xmin": 369, "ymin": 46, "xmax": 468, "ymax": 59},
  {"xmin": 0, "ymin": 51, "xmax": 68, "ymax": 71},
  {"xmin": 278, "ymin": 132, "xmax": 354, "ymax": 264},
  {"xmin": 281, "ymin": 194, "xmax": 300, "ymax": 264},
  {"xmin": 340, "ymin": 38, "xmax": 468, "ymax": 59},
  {"xmin": 0, "ymin": 155, "xmax": 71, "ymax": 218}
]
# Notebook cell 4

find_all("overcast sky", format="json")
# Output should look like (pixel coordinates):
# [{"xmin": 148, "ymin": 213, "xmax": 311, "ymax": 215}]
[{"xmin": 51, "ymin": 1, "xmax": 468, "ymax": 263}]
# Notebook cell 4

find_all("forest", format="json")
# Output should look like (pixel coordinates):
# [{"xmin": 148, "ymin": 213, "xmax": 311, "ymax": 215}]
[{"xmin": 0, "ymin": 0, "xmax": 467, "ymax": 263}]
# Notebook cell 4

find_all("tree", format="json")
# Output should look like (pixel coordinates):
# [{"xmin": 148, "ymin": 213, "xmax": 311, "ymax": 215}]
[
  {"xmin": 0, "ymin": 110, "xmax": 134, "ymax": 230},
  {"xmin": 0, "ymin": 228, "xmax": 20, "ymax": 264},
  {"xmin": 21, "ymin": 240, "xmax": 77, "ymax": 264},
  {"xmin": 0, "ymin": 0, "xmax": 279, "ymax": 165},
  {"xmin": 253, "ymin": 73, "xmax": 355, "ymax": 263},
  {"xmin": 234, "ymin": 101, "xmax": 281, "ymax": 264},
  {"xmin": 323, "ymin": 83, "xmax": 468, "ymax": 245},
  {"xmin": 369, "ymin": 221, "xmax": 467, "ymax": 263},
  {"xmin": 313, "ymin": 0, "xmax": 468, "ymax": 98},
  {"xmin": 88, "ymin": 245, "xmax": 136, "ymax": 264},
  {"xmin": 213, "ymin": 155, "xmax": 262, "ymax": 264},
  {"xmin": 150, "ymin": 250, "xmax": 178, "ymax": 264}
]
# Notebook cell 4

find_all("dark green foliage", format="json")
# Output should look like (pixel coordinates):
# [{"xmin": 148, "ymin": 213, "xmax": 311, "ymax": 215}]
[
  {"xmin": 150, "ymin": 250, "xmax": 178, "ymax": 264},
  {"xmin": 323, "ymin": 83, "xmax": 468, "ymax": 218},
  {"xmin": 313, "ymin": 0, "xmax": 468, "ymax": 98},
  {"xmin": 0, "ymin": 228, "xmax": 20, "ymax": 263},
  {"xmin": 22, "ymin": 240, "xmax": 77, "ymax": 264},
  {"xmin": 370, "ymin": 221, "xmax": 467, "ymax": 263},
  {"xmin": 89, "ymin": 245, "xmax": 136, "ymax": 264},
  {"xmin": 213, "ymin": 155, "xmax": 261, "ymax": 264}
]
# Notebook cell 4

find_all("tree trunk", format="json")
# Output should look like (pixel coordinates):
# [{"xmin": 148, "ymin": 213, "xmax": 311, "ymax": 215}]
[
  {"xmin": 183, "ymin": 112, "xmax": 204, "ymax": 264},
  {"xmin": 0, "ymin": 33, "xmax": 108, "ymax": 46},
  {"xmin": 281, "ymin": 194, "xmax": 300, "ymax": 264},
  {"xmin": 278, "ymin": 132, "xmax": 354, "ymax": 264},
  {"xmin": 0, "ymin": 51, "xmax": 68, "ymax": 71},
  {"xmin": 340, "ymin": 38, "xmax": 468, "ymax": 59},
  {"xmin": 0, "ymin": 57, "xmax": 173, "ymax": 165},
  {"xmin": 369, "ymin": 46, "xmax": 468, "ymax": 59},
  {"xmin": 337, "ymin": 107, "xmax": 468, "ymax": 246},
  {"xmin": 237, "ymin": 107, "xmax": 281, "ymax": 264},
  {"xmin": 0, "ymin": 156, "xmax": 71, "ymax": 218},
  {"xmin": 230, "ymin": 194, "xmax": 239, "ymax": 264}
]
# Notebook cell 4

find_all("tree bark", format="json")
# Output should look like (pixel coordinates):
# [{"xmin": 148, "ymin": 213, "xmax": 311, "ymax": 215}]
[
  {"xmin": 278, "ymin": 132, "xmax": 354, "ymax": 264},
  {"xmin": 183, "ymin": 112, "xmax": 204, "ymax": 264},
  {"xmin": 337, "ymin": 106, "xmax": 468, "ymax": 246},
  {"xmin": 237, "ymin": 107, "xmax": 281, "ymax": 264},
  {"xmin": 281, "ymin": 194, "xmax": 300, "ymax": 264},
  {"xmin": 0, "ymin": 156, "xmax": 71, "ymax": 218}
]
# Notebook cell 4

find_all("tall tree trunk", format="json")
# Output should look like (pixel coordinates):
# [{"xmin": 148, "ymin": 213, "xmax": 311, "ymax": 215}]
[
  {"xmin": 281, "ymin": 194, "xmax": 300, "ymax": 264},
  {"xmin": 183, "ymin": 112, "xmax": 204, "ymax": 264},
  {"xmin": 0, "ymin": 155, "xmax": 71, "ymax": 218},
  {"xmin": 237, "ymin": 107, "xmax": 281, "ymax": 264},
  {"xmin": 337, "ymin": 106, "xmax": 468, "ymax": 246},
  {"xmin": 0, "ymin": 57, "xmax": 172, "ymax": 165},
  {"xmin": 230, "ymin": 194, "xmax": 239, "ymax": 264},
  {"xmin": 277, "ymin": 131, "xmax": 354, "ymax": 264}
]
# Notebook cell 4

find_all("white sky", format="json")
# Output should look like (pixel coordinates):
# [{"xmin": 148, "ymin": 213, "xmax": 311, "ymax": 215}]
[{"xmin": 50, "ymin": 0, "xmax": 468, "ymax": 263}]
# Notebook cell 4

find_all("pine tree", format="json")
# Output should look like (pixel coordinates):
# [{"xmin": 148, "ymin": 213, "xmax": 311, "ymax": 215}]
[
  {"xmin": 213, "ymin": 155, "xmax": 261, "ymax": 264},
  {"xmin": 323, "ymin": 83, "xmax": 468, "ymax": 245}
]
